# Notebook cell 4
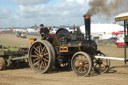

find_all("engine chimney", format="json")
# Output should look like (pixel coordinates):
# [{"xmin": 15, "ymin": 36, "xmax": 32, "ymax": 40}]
[{"xmin": 83, "ymin": 14, "xmax": 91, "ymax": 40}]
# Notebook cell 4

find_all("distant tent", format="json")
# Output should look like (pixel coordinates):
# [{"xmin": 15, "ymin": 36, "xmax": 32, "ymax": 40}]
[{"xmin": 80, "ymin": 23, "xmax": 124, "ymax": 34}]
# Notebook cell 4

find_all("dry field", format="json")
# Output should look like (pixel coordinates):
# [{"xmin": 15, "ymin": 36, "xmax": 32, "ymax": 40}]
[{"xmin": 0, "ymin": 33, "xmax": 128, "ymax": 85}]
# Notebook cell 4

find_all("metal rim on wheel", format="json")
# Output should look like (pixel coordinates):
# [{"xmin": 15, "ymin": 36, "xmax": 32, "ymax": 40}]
[
  {"xmin": 0, "ymin": 57, "xmax": 5, "ymax": 70},
  {"xmin": 93, "ymin": 51, "xmax": 110, "ymax": 74},
  {"xmin": 28, "ymin": 41, "xmax": 53, "ymax": 73},
  {"xmin": 71, "ymin": 52, "xmax": 92, "ymax": 77},
  {"xmin": 43, "ymin": 40, "xmax": 56, "ymax": 66}
]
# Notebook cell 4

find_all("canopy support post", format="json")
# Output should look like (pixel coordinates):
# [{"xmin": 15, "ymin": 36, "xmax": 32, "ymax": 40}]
[{"xmin": 124, "ymin": 20, "xmax": 127, "ymax": 65}]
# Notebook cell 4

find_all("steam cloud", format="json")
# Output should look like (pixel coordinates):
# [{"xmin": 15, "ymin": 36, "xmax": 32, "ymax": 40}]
[{"xmin": 87, "ymin": 0, "xmax": 128, "ymax": 17}]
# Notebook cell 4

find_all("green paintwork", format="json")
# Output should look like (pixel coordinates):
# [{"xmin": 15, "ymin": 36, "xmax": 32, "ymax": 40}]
[
  {"xmin": 0, "ymin": 47, "xmax": 28, "ymax": 56},
  {"xmin": 125, "ymin": 37, "xmax": 128, "ymax": 43},
  {"xmin": 124, "ymin": 20, "xmax": 127, "ymax": 65},
  {"xmin": 52, "ymin": 37, "xmax": 60, "ymax": 46},
  {"xmin": 62, "ymin": 41, "xmax": 82, "ymax": 47},
  {"xmin": 0, "ymin": 47, "xmax": 19, "ymax": 51},
  {"xmin": 0, "ymin": 47, "xmax": 18, "ymax": 56}
]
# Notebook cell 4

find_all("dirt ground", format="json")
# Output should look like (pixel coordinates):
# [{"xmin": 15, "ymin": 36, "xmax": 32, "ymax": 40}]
[{"xmin": 0, "ymin": 33, "xmax": 128, "ymax": 85}]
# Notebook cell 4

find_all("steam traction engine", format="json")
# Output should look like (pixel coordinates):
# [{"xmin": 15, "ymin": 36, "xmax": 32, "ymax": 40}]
[{"xmin": 28, "ymin": 15, "xmax": 110, "ymax": 76}]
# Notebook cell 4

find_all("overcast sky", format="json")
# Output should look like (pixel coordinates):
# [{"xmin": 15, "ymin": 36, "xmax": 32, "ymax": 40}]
[{"xmin": 0, "ymin": 0, "xmax": 116, "ymax": 27}]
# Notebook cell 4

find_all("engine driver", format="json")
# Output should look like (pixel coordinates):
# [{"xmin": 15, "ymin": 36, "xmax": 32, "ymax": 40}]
[{"xmin": 40, "ymin": 24, "xmax": 49, "ymax": 40}]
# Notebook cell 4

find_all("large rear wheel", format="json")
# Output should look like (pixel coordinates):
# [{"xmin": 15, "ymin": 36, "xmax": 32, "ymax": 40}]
[
  {"xmin": 43, "ymin": 40, "xmax": 56, "ymax": 66},
  {"xmin": 28, "ymin": 41, "xmax": 54, "ymax": 73},
  {"xmin": 71, "ymin": 52, "xmax": 92, "ymax": 76}
]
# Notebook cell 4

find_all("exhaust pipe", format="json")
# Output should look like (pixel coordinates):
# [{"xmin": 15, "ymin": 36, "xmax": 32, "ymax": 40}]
[{"xmin": 83, "ymin": 14, "xmax": 91, "ymax": 40}]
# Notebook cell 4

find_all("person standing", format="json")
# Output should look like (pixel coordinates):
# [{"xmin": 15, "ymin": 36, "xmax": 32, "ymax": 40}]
[{"xmin": 40, "ymin": 24, "xmax": 49, "ymax": 40}]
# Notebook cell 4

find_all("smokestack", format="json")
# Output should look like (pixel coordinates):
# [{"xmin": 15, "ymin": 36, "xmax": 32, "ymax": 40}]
[{"xmin": 83, "ymin": 14, "xmax": 91, "ymax": 40}]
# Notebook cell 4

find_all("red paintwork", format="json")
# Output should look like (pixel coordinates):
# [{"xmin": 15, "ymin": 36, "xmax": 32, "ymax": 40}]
[
  {"xmin": 18, "ymin": 47, "xmax": 28, "ymax": 51},
  {"xmin": 49, "ymin": 34, "xmax": 59, "ymax": 38},
  {"xmin": 112, "ymin": 31, "xmax": 127, "ymax": 36},
  {"xmin": 49, "ymin": 34, "xmax": 55, "ymax": 37},
  {"xmin": 115, "ymin": 42, "xmax": 125, "ymax": 47}
]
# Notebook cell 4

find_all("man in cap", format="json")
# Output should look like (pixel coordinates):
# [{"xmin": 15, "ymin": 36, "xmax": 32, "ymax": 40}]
[{"xmin": 40, "ymin": 24, "xmax": 49, "ymax": 40}]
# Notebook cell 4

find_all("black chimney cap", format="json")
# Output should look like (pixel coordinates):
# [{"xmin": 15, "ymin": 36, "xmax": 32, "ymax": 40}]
[{"xmin": 83, "ymin": 14, "xmax": 92, "ymax": 17}]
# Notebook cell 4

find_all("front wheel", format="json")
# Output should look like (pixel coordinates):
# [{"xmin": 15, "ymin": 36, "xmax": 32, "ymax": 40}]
[{"xmin": 71, "ymin": 52, "xmax": 92, "ymax": 77}]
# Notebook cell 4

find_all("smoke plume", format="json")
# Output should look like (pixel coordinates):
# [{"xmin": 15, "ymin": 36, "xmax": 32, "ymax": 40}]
[{"xmin": 87, "ymin": 0, "xmax": 128, "ymax": 17}]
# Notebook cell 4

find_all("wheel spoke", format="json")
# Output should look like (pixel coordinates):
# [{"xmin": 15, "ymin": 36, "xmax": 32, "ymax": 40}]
[
  {"xmin": 38, "ymin": 45, "xmax": 41, "ymax": 54},
  {"xmin": 34, "ymin": 60, "xmax": 40, "ymax": 66},
  {"xmin": 75, "ymin": 64, "xmax": 79, "ymax": 67},
  {"xmin": 78, "ymin": 67, "xmax": 82, "ymax": 73},
  {"xmin": 44, "ymin": 60, "xmax": 47, "ymax": 68},
  {"xmin": 74, "ymin": 60, "xmax": 79, "ymax": 67},
  {"xmin": 84, "ymin": 61, "xmax": 88, "ymax": 64},
  {"xmin": 43, "ymin": 53, "xmax": 48, "ymax": 56},
  {"xmin": 43, "ymin": 58, "xmax": 49, "ymax": 62},
  {"xmin": 81, "ymin": 55, "xmax": 83, "ymax": 62},
  {"xmin": 41, "ymin": 60, "xmax": 45, "ymax": 68},
  {"xmin": 31, "ymin": 55, "xmax": 38, "ymax": 58},
  {"xmin": 45, "ymin": 56, "xmax": 49, "ymax": 59},
  {"xmin": 75, "ymin": 60, "xmax": 80, "ymax": 66},
  {"xmin": 34, "ymin": 47, "xmax": 40, "ymax": 53},
  {"xmin": 45, "ymin": 48, "xmax": 47, "ymax": 52},
  {"xmin": 33, "ymin": 58, "xmax": 39, "ymax": 62},
  {"xmin": 83, "ymin": 65, "xmax": 88, "ymax": 68},
  {"xmin": 34, "ymin": 51, "xmax": 39, "ymax": 55},
  {"xmin": 83, "ymin": 67, "xmax": 87, "ymax": 73},
  {"xmin": 40, "ymin": 62, "xmax": 43, "ymax": 69},
  {"xmin": 81, "ymin": 67, "xmax": 83, "ymax": 73},
  {"xmin": 41, "ymin": 46, "xmax": 46, "ymax": 54},
  {"xmin": 37, "ymin": 60, "xmax": 41, "ymax": 69}
]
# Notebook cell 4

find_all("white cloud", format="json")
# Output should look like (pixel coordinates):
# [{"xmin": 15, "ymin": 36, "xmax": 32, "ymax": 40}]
[
  {"xmin": 63, "ymin": 11, "xmax": 69, "ymax": 16},
  {"xmin": 15, "ymin": 1, "xmax": 88, "ymax": 26},
  {"xmin": 67, "ymin": 0, "xmax": 85, "ymax": 4},
  {"xmin": 0, "ymin": 0, "xmax": 116, "ymax": 27},
  {"xmin": 0, "ymin": 9, "xmax": 11, "ymax": 19},
  {"xmin": 15, "ymin": 0, "xmax": 51, "ymax": 5}
]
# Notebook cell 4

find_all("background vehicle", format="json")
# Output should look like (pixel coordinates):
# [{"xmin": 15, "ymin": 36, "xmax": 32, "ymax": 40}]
[{"xmin": 115, "ymin": 37, "xmax": 125, "ymax": 47}]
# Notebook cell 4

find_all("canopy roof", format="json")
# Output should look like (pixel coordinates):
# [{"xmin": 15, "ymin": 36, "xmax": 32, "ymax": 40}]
[{"xmin": 115, "ymin": 12, "xmax": 128, "ymax": 22}]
